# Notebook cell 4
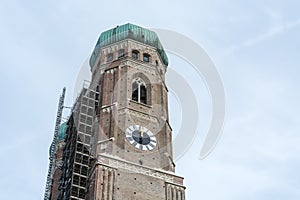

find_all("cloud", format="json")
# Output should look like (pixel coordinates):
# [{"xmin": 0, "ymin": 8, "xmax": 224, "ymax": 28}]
[{"xmin": 226, "ymin": 18, "xmax": 300, "ymax": 54}]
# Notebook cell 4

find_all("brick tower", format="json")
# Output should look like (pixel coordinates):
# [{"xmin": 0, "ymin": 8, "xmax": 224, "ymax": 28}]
[
  {"xmin": 86, "ymin": 23, "xmax": 186, "ymax": 200},
  {"xmin": 47, "ymin": 23, "xmax": 186, "ymax": 200}
]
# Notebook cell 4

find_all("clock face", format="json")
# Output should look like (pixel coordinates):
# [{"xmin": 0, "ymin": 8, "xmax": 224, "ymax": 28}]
[{"xmin": 125, "ymin": 125, "xmax": 157, "ymax": 151}]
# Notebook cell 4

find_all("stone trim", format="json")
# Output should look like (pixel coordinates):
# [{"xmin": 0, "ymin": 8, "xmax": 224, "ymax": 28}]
[{"xmin": 96, "ymin": 154, "xmax": 185, "ymax": 185}]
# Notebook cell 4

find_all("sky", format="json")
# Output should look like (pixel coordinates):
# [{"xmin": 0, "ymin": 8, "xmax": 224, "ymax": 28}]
[{"xmin": 0, "ymin": 0, "xmax": 300, "ymax": 199}]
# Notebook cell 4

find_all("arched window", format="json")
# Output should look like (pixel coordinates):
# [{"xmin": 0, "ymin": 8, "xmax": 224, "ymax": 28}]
[
  {"xmin": 132, "ymin": 78, "xmax": 147, "ymax": 104},
  {"xmin": 118, "ymin": 49, "xmax": 125, "ymax": 59},
  {"xmin": 143, "ymin": 53, "xmax": 150, "ymax": 63},
  {"xmin": 132, "ymin": 50, "xmax": 139, "ymax": 60},
  {"xmin": 107, "ymin": 53, "xmax": 113, "ymax": 62}
]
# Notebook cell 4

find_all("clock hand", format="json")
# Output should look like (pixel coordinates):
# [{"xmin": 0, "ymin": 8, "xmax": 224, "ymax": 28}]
[{"xmin": 140, "ymin": 126, "xmax": 144, "ymax": 137}]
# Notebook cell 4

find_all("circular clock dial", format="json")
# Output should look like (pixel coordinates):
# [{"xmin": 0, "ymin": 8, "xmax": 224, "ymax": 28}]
[{"xmin": 126, "ymin": 125, "xmax": 157, "ymax": 151}]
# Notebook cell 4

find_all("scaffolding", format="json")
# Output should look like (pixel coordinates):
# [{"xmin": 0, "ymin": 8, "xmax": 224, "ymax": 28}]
[
  {"xmin": 44, "ymin": 88, "xmax": 66, "ymax": 200},
  {"xmin": 58, "ymin": 83, "xmax": 98, "ymax": 200}
]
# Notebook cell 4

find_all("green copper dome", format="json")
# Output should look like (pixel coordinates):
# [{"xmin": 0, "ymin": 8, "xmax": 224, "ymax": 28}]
[
  {"xmin": 89, "ymin": 23, "xmax": 169, "ymax": 70},
  {"xmin": 57, "ymin": 122, "xmax": 68, "ymax": 141},
  {"xmin": 49, "ymin": 122, "xmax": 68, "ymax": 156}
]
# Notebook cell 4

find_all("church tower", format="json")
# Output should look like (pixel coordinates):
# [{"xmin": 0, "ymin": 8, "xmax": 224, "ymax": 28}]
[
  {"xmin": 86, "ymin": 23, "xmax": 186, "ymax": 200},
  {"xmin": 46, "ymin": 23, "xmax": 186, "ymax": 200}
]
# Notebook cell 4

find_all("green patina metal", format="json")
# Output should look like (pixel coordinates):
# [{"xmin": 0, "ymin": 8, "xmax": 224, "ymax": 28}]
[
  {"xmin": 49, "ymin": 122, "xmax": 68, "ymax": 156},
  {"xmin": 58, "ymin": 122, "xmax": 68, "ymax": 141},
  {"xmin": 89, "ymin": 23, "xmax": 169, "ymax": 70}
]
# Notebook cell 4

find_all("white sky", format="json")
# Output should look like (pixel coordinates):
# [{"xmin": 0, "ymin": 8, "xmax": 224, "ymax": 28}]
[{"xmin": 0, "ymin": 0, "xmax": 300, "ymax": 199}]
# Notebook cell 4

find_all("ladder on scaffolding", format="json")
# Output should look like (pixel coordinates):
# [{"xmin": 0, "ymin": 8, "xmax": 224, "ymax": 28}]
[{"xmin": 44, "ymin": 88, "xmax": 66, "ymax": 200}]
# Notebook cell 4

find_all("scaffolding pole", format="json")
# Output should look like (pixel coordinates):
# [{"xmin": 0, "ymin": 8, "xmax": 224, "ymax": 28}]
[{"xmin": 44, "ymin": 87, "xmax": 66, "ymax": 200}]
